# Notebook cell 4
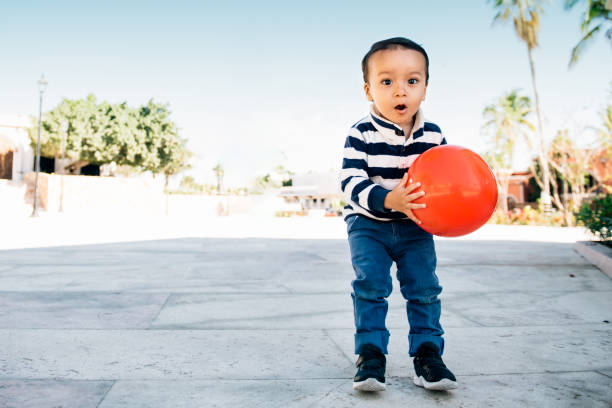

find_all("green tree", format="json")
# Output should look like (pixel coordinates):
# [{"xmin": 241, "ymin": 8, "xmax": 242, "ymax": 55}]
[
  {"xmin": 31, "ymin": 96, "xmax": 192, "ymax": 181},
  {"xmin": 135, "ymin": 100, "xmax": 192, "ymax": 188},
  {"xmin": 99, "ymin": 101, "xmax": 143, "ymax": 166},
  {"xmin": 599, "ymin": 104, "xmax": 612, "ymax": 155},
  {"xmin": 180, "ymin": 176, "xmax": 198, "ymax": 191},
  {"xmin": 273, "ymin": 164, "xmax": 294, "ymax": 186},
  {"xmin": 593, "ymin": 102, "xmax": 612, "ymax": 192},
  {"xmin": 548, "ymin": 130, "xmax": 596, "ymax": 225},
  {"xmin": 213, "ymin": 163, "xmax": 225, "ymax": 194},
  {"xmin": 482, "ymin": 89, "xmax": 535, "ymax": 212},
  {"xmin": 159, "ymin": 137, "xmax": 192, "ymax": 189},
  {"xmin": 252, "ymin": 173, "xmax": 273, "ymax": 193},
  {"xmin": 32, "ymin": 94, "xmax": 103, "ymax": 166},
  {"xmin": 565, "ymin": 0, "xmax": 612, "ymax": 67},
  {"xmin": 489, "ymin": 0, "xmax": 554, "ymax": 211}
]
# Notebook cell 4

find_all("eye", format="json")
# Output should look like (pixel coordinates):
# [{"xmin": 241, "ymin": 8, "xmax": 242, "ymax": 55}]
[
  {"xmin": 381, "ymin": 79, "xmax": 392, "ymax": 86},
  {"xmin": 408, "ymin": 78, "xmax": 418, "ymax": 85}
]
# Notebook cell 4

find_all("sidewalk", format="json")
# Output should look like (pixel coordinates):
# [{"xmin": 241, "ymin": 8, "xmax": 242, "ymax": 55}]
[{"xmin": 0, "ymin": 216, "xmax": 610, "ymax": 407}]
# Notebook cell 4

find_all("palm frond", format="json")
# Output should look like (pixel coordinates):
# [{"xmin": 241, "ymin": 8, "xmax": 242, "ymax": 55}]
[
  {"xmin": 568, "ymin": 24, "xmax": 602, "ymax": 67},
  {"xmin": 564, "ymin": 0, "xmax": 582, "ymax": 11}
]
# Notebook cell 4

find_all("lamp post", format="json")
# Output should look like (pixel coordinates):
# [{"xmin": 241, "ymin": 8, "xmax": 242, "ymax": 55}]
[{"xmin": 31, "ymin": 74, "xmax": 47, "ymax": 217}]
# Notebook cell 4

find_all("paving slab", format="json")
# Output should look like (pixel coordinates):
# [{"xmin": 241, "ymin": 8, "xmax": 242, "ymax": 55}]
[
  {"xmin": 434, "ymin": 240, "xmax": 590, "ymax": 266},
  {"xmin": 0, "ymin": 292, "xmax": 168, "ymax": 329},
  {"xmin": 598, "ymin": 369, "xmax": 612, "ymax": 378},
  {"xmin": 0, "ymin": 264, "xmax": 291, "ymax": 293},
  {"xmin": 93, "ymin": 373, "xmax": 612, "ymax": 408},
  {"xmin": 437, "ymin": 264, "xmax": 612, "ymax": 292},
  {"xmin": 314, "ymin": 372, "xmax": 612, "ymax": 408},
  {"xmin": 0, "ymin": 379, "xmax": 112, "ymax": 408},
  {"xmin": 1, "ymin": 329, "xmax": 352, "ymax": 380},
  {"xmin": 1, "ymin": 223, "xmax": 610, "ymax": 407},
  {"xmin": 150, "ymin": 292, "xmax": 476, "ymax": 330},
  {"xmin": 443, "ymin": 290, "xmax": 612, "ymax": 327},
  {"xmin": 327, "ymin": 325, "xmax": 612, "ymax": 376},
  {"xmin": 98, "ymin": 379, "xmax": 347, "ymax": 408}
]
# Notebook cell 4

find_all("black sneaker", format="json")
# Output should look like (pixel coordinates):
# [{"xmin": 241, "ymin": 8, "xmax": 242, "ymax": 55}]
[
  {"xmin": 352, "ymin": 344, "xmax": 386, "ymax": 391},
  {"xmin": 413, "ymin": 342, "xmax": 457, "ymax": 391}
]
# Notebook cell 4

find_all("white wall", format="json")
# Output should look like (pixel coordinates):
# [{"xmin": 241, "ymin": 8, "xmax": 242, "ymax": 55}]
[{"xmin": 0, "ymin": 114, "xmax": 34, "ymax": 181}]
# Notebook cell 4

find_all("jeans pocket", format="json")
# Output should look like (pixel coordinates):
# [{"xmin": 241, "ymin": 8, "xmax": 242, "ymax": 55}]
[
  {"xmin": 347, "ymin": 214, "xmax": 370, "ymax": 234},
  {"xmin": 346, "ymin": 215, "xmax": 360, "ymax": 233}
]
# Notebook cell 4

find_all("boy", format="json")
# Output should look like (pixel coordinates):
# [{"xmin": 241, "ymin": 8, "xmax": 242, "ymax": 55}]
[{"xmin": 340, "ymin": 37, "xmax": 457, "ymax": 392}]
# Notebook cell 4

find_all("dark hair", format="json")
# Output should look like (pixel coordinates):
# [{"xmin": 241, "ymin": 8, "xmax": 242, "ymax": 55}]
[{"xmin": 361, "ymin": 37, "xmax": 429, "ymax": 84}]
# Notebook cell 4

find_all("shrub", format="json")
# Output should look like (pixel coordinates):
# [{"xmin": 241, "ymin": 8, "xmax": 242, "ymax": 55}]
[
  {"xmin": 576, "ymin": 194, "xmax": 612, "ymax": 245},
  {"xmin": 488, "ymin": 205, "xmax": 568, "ymax": 227}
]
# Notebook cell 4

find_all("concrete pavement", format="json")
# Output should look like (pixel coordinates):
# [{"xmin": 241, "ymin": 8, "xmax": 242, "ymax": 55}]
[{"xmin": 0, "ymin": 216, "xmax": 610, "ymax": 407}]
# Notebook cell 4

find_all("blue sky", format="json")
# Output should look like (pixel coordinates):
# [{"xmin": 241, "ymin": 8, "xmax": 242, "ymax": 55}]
[{"xmin": 1, "ymin": 1, "xmax": 610, "ymax": 187}]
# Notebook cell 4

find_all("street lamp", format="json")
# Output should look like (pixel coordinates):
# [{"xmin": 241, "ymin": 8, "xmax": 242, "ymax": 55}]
[{"xmin": 31, "ymin": 74, "xmax": 47, "ymax": 217}]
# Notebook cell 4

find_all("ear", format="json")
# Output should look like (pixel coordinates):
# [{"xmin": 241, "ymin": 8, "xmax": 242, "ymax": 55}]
[{"xmin": 363, "ymin": 82, "xmax": 373, "ymax": 102}]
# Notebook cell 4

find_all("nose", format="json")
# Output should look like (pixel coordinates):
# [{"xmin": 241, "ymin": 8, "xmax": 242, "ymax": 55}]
[{"xmin": 393, "ymin": 82, "xmax": 407, "ymax": 96}]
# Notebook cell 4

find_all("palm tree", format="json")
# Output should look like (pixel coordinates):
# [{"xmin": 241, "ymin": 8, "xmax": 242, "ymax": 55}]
[
  {"xmin": 565, "ymin": 0, "xmax": 612, "ymax": 68},
  {"xmin": 483, "ymin": 90, "xmax": 535, "ymax": 212},
  {"xmin": 483, "ymin": 90, "xmax": 534, "ymax": 156},
  {"xmin": 213, "ymin": 163, "xmax": 224, "ymax": 194},
  {"xmin": 598, "ymin": 103, "xmax": 612, "ymax": 155},
  {"xmin": 489, "ymin": 0, "xmax": 553, "ymax": 211},
  {"xmin": 601, "ymin": 83, "xmax": 612, "ymax": 146}
]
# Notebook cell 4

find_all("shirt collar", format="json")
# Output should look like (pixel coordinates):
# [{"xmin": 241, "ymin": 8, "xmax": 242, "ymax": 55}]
[{"xmin": 369, "ymin": 107, "xmax": 425, "ymax": 141}]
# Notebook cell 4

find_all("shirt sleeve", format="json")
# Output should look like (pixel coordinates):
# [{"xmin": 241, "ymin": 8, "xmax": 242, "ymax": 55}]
[{"xmin": 340, "ymin": 127, "xmax": 390, "ymax": 213}]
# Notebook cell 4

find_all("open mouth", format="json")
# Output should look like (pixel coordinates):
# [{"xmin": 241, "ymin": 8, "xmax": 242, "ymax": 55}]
[{"xmin": 394, "ymin": 104, "xmax": 407, "ymax": 111}]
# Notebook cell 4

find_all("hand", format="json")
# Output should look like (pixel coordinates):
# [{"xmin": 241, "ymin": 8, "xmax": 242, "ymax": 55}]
[{"xmin": 383, "ymin": 173, "xmax": 426, "ymax": 224}]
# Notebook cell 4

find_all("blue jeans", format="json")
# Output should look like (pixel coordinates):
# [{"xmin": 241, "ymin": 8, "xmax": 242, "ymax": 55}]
[{"xmin": 346, "ymin": 214, "xmax": 444, "ymax": 356}]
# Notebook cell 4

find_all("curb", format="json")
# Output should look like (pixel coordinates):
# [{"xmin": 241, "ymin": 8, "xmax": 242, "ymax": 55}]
[{"xmin": 573, "ymin": 241, "xmax": 612, "ymax": 279}]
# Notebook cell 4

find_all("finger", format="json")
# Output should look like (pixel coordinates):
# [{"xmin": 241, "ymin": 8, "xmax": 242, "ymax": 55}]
[
  {"xmin": 404, "ymin": 181, "xmax": 421, "ymax": 193},
  {"xmin": 399, "ymin": 172, "xmax": 409, "ymax": 188},
  {"xmin": 407, "ymin": 202, "xmax": 427, "ymax": 209},
  {"xmin": 404, "ymin": 190, "xmax": 425, "ymax": 201},
  {"xmin": 404, "ymin": 209, "xmax": 422, "ymax": 224}
]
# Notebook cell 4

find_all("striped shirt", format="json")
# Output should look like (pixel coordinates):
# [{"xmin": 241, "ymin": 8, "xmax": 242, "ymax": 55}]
[{"xmin": 340, "ymin": 108, "xmax": 446, "ymax": 221}]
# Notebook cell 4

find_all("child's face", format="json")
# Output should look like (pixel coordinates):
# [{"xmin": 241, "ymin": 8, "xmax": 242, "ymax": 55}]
[{"xmin": 364, "ymin": 47, "xmax": 427, "ymax": 132}]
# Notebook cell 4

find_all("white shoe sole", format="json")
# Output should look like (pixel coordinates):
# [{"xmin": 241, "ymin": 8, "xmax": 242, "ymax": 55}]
[
  {"xmin": 353, "ymin": 377, "xmax": 386, "ymax": 392},
  {"xmin": 413, "ymin": 375, "xmax": 457, "ymax": 391}
]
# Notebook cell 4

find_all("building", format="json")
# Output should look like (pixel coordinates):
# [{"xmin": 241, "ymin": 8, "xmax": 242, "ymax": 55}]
[
  {"xmin": 278, "ymin": 171, "xmax": 343, "ymax": 214},
  {"xmin": 0, "ymin": 114, "xmax": 34, "ymax": 181},
  {"xmin": 590, "ymin": 149, "xmax": 612, "ymax": 191},
  {"xmin": 505, "ymin": 148, "xmax": 612, "ymax": 208},
  {"xmin": 506, "ymin": 171, "xmax": 535, "ymax": 208}
]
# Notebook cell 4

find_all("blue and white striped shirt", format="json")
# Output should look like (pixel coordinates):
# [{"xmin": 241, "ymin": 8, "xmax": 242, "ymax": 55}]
[{"xmin": 340, "ymin": 108, "xmax": 446, "ymax": 221}]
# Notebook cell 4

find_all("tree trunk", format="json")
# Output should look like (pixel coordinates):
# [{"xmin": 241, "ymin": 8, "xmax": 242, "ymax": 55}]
[
  {"xmin": 549, "ymin": 171, "xmax": 564, "ymax": 211},
  {"xmin": 527, "ymin": 46, "xmax": 552, "ymax": 212},
  {"xmin": 498, "ymin": 169, "xmax": 511, "ymax": 214},
  {"xmin": 529, "ymin": 163, "xmax": 544, "ymax": 190},
  {"xmin": 562, "ymin": 178, "xmax": 572, "ymax": 226},
  {"xmin": 216, "ymin": 175, "xmax": 224, "ymax": 195},
  {"xmin": 164, "ymin": 174, "xmax": 169, "ymax": 216}
]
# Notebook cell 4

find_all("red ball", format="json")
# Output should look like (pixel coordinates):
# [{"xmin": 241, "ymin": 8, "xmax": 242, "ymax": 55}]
[{"xmin": 406, "ymin": 145, "xmax": 498, "ymax": 237}]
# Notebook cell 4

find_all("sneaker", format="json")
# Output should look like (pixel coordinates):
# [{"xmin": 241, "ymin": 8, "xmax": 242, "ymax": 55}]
[
  {"xmin": 412, "ymin": 342, "xmax": 457, "ymax": 391},
  {"xmin": 352, "ymin": 344, "xmax": 386, "ymax": 391}
]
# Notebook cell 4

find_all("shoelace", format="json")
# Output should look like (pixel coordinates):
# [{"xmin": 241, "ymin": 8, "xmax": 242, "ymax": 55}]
[
  {"xmin": 357, "ymin": 349, "xmax": 385, "ymax": 370},
  {"xmin": 415, "ymin": 350, "xmax": 447, "ymax": 370},
  {"xmin": 359, "ymin": 358, "xmax": 384, "ymax": 371}
]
